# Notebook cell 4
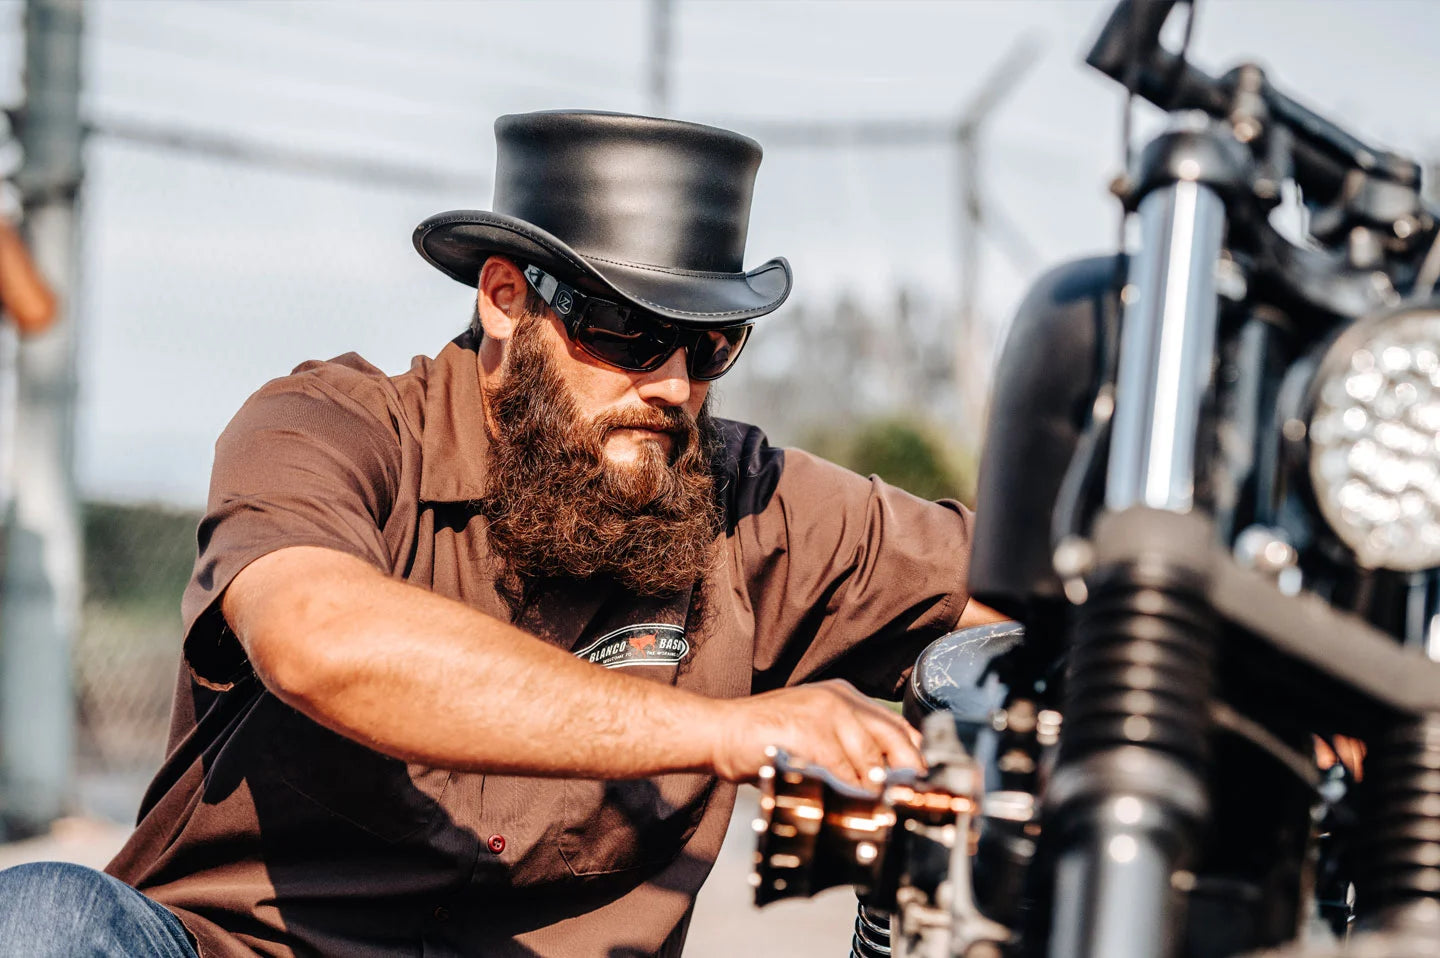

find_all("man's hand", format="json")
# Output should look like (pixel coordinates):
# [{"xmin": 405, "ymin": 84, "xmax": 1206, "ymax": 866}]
[{"xmin": 710, "ymin": 679, "xmax": 925, "ymax": 788}]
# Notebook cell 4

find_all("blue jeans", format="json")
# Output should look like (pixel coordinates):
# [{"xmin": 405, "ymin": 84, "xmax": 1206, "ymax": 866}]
[{"xmin": 0, "ymin": 861, "xmax": 196, "ymax": 957}]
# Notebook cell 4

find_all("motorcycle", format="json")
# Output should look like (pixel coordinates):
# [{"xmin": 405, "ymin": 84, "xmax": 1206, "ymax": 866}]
[{"xmin": 751, "ymin": 2, "xmax": 1440, "ymax": 956}]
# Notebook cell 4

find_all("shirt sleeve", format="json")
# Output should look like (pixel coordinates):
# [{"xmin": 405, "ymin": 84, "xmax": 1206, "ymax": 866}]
[
  {"xmin": 738, "ymin": 447, "xmax": 974, "ymax": 698},
  {"xmin": 180, "ymin": 372, "xmax": 402, "ymax": 690}
]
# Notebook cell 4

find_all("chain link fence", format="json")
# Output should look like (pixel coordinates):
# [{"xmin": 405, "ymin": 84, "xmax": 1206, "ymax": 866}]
[{"xmin": 76, "ymin": 501, "xmax": 198, "ymax": 795}]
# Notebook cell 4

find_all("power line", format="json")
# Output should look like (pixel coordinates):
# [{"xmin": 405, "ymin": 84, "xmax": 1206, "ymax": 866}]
[
  {"xmin": 723, "ymin": 117, "xmax": 958, "ymax": 148},
  {"xmin": 94, "ymin": 28, "xmax": 488, "ymax": 124},
  {"xmin": 93, "ymin": 20, "xmax": 640, "ymax": 139},
  {"xmin": 706, "ymin": 34, "xmax": 1044, "ymax": 449},
  {"xmin": 93, "ymin": 5, "xmax": 642, "ymax": 125},
  {"xmin": 88, "ymin": 114, "xmax": 488, "ymax": 194},
  {"xmin": 133, "ymin": 2, "xmax": 638, "ymax": 99}
]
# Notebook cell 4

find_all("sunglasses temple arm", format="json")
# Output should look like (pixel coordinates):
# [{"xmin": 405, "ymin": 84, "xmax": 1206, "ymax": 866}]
[{"xmin": 524, "ymin": 267, "xmax": 557, "ymax": 301}]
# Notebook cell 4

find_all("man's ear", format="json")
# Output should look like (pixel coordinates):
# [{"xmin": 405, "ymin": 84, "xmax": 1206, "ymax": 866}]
[{"xmin": 476, "ymin": 256, "xmax": 528, "ymax": 342}]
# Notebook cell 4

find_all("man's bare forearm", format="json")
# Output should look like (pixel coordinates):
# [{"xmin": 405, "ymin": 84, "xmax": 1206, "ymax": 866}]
[
  {"xmin": 226, "ymin": 544, "xmax": 931, "ymax": 785},
  {"xmin": 223, "ymin": 545, "xmax": 724, "ymax": 779}
]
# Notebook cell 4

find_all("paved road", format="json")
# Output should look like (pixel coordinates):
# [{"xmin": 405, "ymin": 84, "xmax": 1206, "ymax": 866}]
[
  {"xmin": 0, "ymin": 817, "xmax": 128, "ymax": 872},
  {"xmin": 688, "ymin": 785, "xmax": 858, "ymax": 957},
  {"xmin": 0, "ymin": 786, "xmax": 859, "ymax": 957}
]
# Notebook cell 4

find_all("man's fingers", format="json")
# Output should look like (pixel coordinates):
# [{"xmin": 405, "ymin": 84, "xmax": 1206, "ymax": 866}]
[
  {"xmin": 830, "ymin": 714, "xmax": 886, "ymax": 787},
  {"xmin": 820, "ymin": 681, "xmax": 925, "ymax": 756},
  {"xmin": 725, "ymin": 683, "xmax": 929, "ymax": 786},
  {"xmin": 810, "ymin": 681, "xmax": 925, "ymax": 774},
  {"xmin": 856, "ymin": 711, "xmax": 925, "ymax": 773},
  {"xmin": 831, "ymin": 708, "xmax": 925, "ymax": 783}
]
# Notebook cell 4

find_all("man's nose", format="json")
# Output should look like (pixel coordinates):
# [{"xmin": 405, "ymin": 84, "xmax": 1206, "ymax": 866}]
[{"xmin": 635, "ymin": 347, "xmax": 691, "ymax": 406}]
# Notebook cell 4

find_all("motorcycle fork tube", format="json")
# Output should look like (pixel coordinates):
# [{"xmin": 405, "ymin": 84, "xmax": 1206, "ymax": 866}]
[
  {"xmin": 1105, "ymin": 180, "xmax": 1226, "ymax": 514},
  {"xmin": 1046, "ymin": 181, "xmax": 1227, "ymax": 958},
  {"xmin": 1046, "ymin": 564, "xmax": 1217, "ymax": 958}
]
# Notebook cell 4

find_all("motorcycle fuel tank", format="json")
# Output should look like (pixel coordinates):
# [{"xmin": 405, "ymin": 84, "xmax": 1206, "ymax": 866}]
[{"xmin": 968, "ymin": 254, "xmax": 1122, "ymax": 621}]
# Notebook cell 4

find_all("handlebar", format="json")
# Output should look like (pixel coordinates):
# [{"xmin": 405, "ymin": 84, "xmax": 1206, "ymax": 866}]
[{"xmin": 1085, "ymin": 0, "xmax": 1421, "ymax": 207}]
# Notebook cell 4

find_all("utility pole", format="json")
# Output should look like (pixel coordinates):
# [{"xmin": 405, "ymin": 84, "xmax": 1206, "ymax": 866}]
[
  {"xmin": 949, "ymin": 37, "xmax": 1041, "ymax": 445},
  {"xmin": 955, "ymin": 128, "xmax": 981, "ymax": 434},
  {"xmin": 0, "ymin": 0, "xmax": 84, "ymax": 838},
  {"xmin": 648, "ymin": 0, "xmax": 672, "ymax": 115},
  {"xmin": 727, "ymin": 35, "xmax": 1041, "ymax": 445}
]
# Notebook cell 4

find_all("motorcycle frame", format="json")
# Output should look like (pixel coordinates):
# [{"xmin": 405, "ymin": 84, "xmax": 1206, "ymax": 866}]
[
  {"xmin": 970, "ymin": 3, "xmax": 1440, "ymax": 955},
  {"xmin": 752, "ymin": 5, "xmax": 1440, "ymax": 956}
]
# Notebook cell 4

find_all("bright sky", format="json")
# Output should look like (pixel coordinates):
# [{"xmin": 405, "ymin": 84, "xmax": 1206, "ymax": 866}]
[{"xmin": 1, "ymin": 0, "xmax": 1438, "ymax": 506}]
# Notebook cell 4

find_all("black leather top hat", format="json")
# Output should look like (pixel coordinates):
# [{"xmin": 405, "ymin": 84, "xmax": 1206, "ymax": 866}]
[{"xmin": 413, "ymin": 110, "xmax": 791, "ymax": 328}]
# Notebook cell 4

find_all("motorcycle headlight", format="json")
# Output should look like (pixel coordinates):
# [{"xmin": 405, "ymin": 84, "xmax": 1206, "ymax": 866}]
[{"xmin": 1307, "ymin": 307, "xmax": 1440, "ymax": 571}]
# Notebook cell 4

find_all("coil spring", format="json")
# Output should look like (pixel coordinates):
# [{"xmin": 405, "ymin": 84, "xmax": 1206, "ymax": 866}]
[
  {"xmin": 1061, "ymin": 562, "xmax": 1216, "ymax": 769},
  {"xmin": 850, "ymin": 903, "xmax": 891, "ymax": 957},
  {"xmin": 1354, "ymin": 713, "xmax": 1440, "ymax": 918}
]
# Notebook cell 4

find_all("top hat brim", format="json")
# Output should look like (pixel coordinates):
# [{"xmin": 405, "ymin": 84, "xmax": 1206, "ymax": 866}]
[{"xmin": 413, "ymin": 210, "xmax": 791, "ymax": 328}]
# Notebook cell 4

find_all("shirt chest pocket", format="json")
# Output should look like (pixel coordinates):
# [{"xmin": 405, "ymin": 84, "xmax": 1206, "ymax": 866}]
[
  {"xmin": 549, "ymin": 597, "xmax": 714, "ymax": 876},
  {"xmin": 559, "ymin": 772, "xmax": 715, "ymax": 877}
]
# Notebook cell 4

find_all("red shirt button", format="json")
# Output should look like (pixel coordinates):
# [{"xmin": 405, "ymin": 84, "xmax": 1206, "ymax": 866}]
[{"xmin": 487, "ymin": 834, "xmax": 506, "ymax": 854}]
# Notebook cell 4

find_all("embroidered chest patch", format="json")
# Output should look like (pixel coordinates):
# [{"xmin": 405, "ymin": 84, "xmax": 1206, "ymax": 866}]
[{"xmin": 575, "ymin": 623, "xmax": 689, "ymax": 669}]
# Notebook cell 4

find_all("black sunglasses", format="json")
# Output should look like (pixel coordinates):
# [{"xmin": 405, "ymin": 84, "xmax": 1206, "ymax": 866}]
[{"xmin": 522, "ymin": 265, "xmax": 752, "ymax": 382}]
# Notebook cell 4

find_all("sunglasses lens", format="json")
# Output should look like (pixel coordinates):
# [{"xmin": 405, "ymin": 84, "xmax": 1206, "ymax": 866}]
[
  {"xmin": 565, "ymin": 283, "xmax": 751, "ymax": 381},
  {"xmin": 688, "ymin": 325, "xmax": 751, "ymax": 380},
  {"xmin": 575, "ymin": 301, "xmax": 678, "ymax": 371}
]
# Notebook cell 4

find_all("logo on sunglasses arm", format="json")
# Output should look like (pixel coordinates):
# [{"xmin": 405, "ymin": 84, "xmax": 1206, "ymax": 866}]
[
  {"xmin": 553, "ymin": 289, "xmax": 575, "ymax": 316},
  {"xmin": 574, "ymin": 623, "xmax": 689, "ymax": 669}
]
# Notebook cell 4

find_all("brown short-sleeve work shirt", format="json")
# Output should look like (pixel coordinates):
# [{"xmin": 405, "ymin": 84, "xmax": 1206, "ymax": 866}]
[{"xmin": 105, "ymin": 332, "xmax": 974, "ymax": 957}]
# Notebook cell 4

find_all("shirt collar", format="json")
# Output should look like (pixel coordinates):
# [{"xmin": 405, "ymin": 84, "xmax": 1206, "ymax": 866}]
[{"xmin": 418, "ymin": 330, "xmax": 492, "ymax": 503}]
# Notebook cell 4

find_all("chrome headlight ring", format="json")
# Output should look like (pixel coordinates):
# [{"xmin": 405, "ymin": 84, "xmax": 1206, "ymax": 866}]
[{"xmin": 1307, "ymin": 305, "xmax": 1440, "ymax": 571}]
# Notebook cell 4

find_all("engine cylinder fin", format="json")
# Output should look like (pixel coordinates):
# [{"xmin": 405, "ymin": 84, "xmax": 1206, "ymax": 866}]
[{"xmin": 1355, "ymin": 713, "xmax": 1440, "ymax": 919}]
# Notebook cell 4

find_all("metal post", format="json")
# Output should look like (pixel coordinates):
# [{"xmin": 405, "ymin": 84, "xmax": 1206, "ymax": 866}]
[
  {"xmin": 954, "ymin": 129, "xmax": 985, "ymax": 442},
  {"xmin": 648, "ymin": 0, "xmax": 672, "ymax": 115},
  {"xmin": 0, "ymin": 0, "xmax": 83, "ymax": 838}
]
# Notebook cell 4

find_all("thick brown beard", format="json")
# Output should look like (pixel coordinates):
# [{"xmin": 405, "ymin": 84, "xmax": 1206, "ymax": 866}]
[{"xmin": 479, "ymin": 315, "xmax": 723, "ymax": 597}]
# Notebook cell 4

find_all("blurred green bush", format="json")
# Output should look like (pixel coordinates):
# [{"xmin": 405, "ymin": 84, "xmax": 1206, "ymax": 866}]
[{"xmin": 805, "ymin": 416, "xmax": 976, "ymax": 506}]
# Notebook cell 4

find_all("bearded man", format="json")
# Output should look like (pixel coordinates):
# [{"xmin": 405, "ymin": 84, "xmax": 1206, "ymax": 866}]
[{"xmin": 0, "ymin": 111, "xmax": 999, "ymax": 957}]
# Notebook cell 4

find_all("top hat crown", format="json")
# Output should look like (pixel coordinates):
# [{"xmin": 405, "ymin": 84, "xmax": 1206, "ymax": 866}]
[{"xmin": 413, "ymin": 110, "xmax": 791, "ymax": 327}]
